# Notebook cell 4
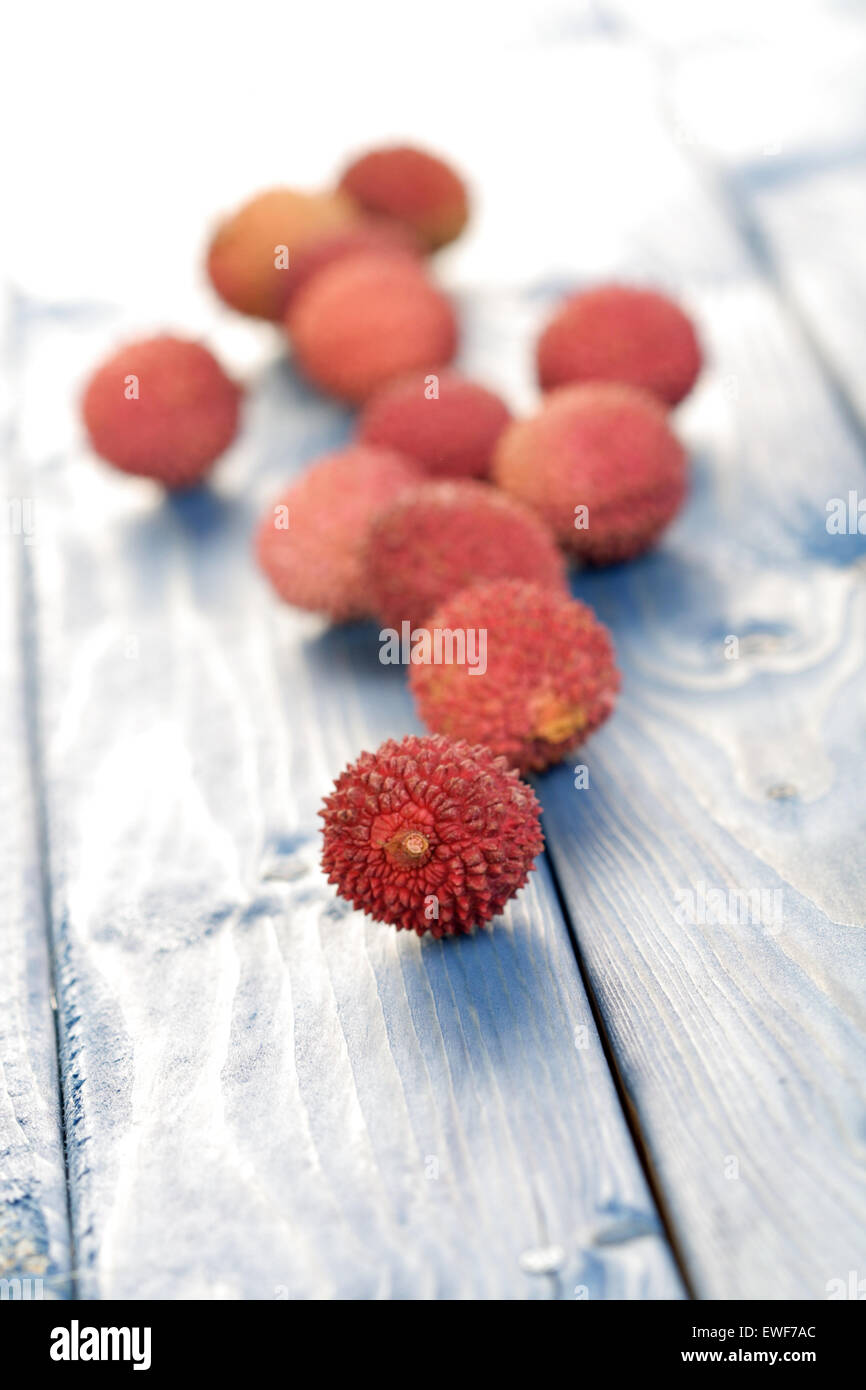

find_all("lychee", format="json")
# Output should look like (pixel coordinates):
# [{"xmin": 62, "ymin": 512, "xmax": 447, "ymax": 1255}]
[
  {"xmin": 338, "ymin": 145, "xmax": 469, "ymax": 250},
  {"xmin": 409, "ymin": 580, "xmax": 620, "ymax": 774},
  {"xmin": 206, "ymin": 187, "xmax": 358, "ymax": 321},
  {"xmin": 537, "ymin": 284, "xmax": 702, "ymax": 406},
  {"xmin": 81, "ymin": 334, "xmax": 242, "ymax": 488},
  {"xmin": 286, "ymin": 253, "xmax": 458, "ymax": 403},
  {"xmin": 256, "ymin": 445, "xmax": 421, "ymax": 622},
  {"xmin": 364, "ymin": 479, "xmax": 567, "ymax": 629},
  {"xmin": 357, "ymin": 370, "xmax": 511, "ymax": 480},
  {"xmin": 280, "ymin": 219, "xmax": 423, "ymax": 310},
  {"xmin": 320, "ymin": 733, "xmax": 543, "ymax": 936},
  {"xmin": 492, "ymin": 383, "xmax": 688, "ymax": 565}
]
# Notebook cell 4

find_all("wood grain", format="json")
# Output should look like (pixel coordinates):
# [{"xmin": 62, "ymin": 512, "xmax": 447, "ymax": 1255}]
[
  {"xmin": 7, "ymin": 13, "xmax": 866, "ymax": 1301},
  {"xmin": 475, "ymin": 258, "xmax": 866, "ymax": 1298},
  {"xmin": 0, "ymin": 295, "xmax": 71, "ymax": 1298},
  {"xmin": 14, "ymin": 303, "xmax": 683, "ymax": 1299},
  {"xmin": 525, "ymin": 11, "xmax": 866, "ymax": 1298},
  {"xmin": 750, "ymin": 167, "xmax": 866, "ymax": 442}
]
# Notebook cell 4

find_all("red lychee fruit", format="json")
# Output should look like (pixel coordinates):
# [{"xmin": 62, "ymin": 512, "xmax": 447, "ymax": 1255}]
[
  {"xmin": 338, "ymin": 145, "xmax": 469, "ymax": 251},
  {"xmin": 280, "ymin": 219, "xmax": 423, "ymax": 310},
  {"xmin": 81, "ymin": 335, "xmax": 242, "ymax": 488},
  {"xmin": 364, "ymin": 479, "xmax": 568, "ymax": 629},
  {"xmin": 409, "ymin": 580, "xmax": 620, "ymax": 775},
  {"xmin": 492, "ymin": 383, "xmax": 688, "ymax": 565},
  {"xmin": 206, "ymin": 187, "xmax": 358, "ymax": 321},
  {"xmin": 357, "ymin": 369, "xmax": 511, "ymax": 480},
  {"xmin": 537, "ymin": 284, "xmax": 702, "ymax": 406},
  {"xmin": 286, "ymin": 253, "xmax": 458, "ymax": 403},
  {"xmin": 320, "ymin": 733, "xmax": 543, "ymax": 936},
  {"xmin": 256, "ymin": 445, "xmax": 421, "ymax": 622}
]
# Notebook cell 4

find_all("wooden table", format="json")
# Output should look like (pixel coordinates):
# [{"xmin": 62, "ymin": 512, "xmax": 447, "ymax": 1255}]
[{"xmin": 2, "ymin": 2, "xmax": 865, "ymax": 1300}]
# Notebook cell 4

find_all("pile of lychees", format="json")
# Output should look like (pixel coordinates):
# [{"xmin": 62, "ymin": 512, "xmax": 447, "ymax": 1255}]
[{"xmin": 81, "ymin": 144, "xmax": 702, "ymax": 940}]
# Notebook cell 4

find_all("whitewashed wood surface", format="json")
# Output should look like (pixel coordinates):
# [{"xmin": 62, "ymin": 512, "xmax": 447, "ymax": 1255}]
[
  {"xmin": 10, "ymin": 300, "xmax": 685, "ymax": 1299},
  {"xmin": 0, "ymin": 300, "xmax": 71, "ymax": 1299},
  {"xmin": 532, "ymin": 1, "xmax": 866, "ymax": 1299},
  {"xmin": 3, "ymin": 0, "xmax": 866, "ymax": 1300}
]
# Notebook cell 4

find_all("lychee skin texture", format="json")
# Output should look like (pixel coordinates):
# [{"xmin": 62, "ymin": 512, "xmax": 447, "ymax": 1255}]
[
  {"xmin": 409, "ymin": 580, "xmax": 620, "ymax": 775},
  {"xmin": 357, "ymin": 370, "xmax": 512, "ymax": 480},
  {"xmin": 286, "ymin": 253, "xmax": 458, "ymax": 403},
  {"xmin": 280, "ymin": 220, "xmax": 423, "ymax": 310},
  {"xmin": 364, "ymin": 479, "xmax": 568, "ymax": 629},
  {"xmin": 537, "ymin": 284, "xmax": 702, "ymax": 406},
  {"xmin": 492, "ymin": 383, "xmax": 688, "ymax": 566},
  {"xmin": 82, "ymin": 335, "xmax": 242, "ymax": 488},
  {"xmin": 320, "ymin": 734, "xmax": 543, "ymax": 936},
  {"xmin": 256, "ymin": 446, "xmax": 421, "ymax": 622},
  {"xmin": 206, "ymin": 187, "xmax": 358, "ymax": 321},
  {"xmin": 339, "ymin": 145, "xmax": 469, "ymax": 251}
]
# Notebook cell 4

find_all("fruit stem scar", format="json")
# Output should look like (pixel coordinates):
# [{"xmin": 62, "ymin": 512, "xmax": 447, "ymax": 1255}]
[
  {"xmin": 383, "ymin": 827, "xmax": 432, "ymax": 866},
  {"xmin": 402, "ymin": 831, "xmax": 429, "ymax": 856}
]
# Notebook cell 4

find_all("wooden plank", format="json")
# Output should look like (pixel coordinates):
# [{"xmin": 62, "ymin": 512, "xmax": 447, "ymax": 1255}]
[
  {"xmin": 466, "ymin": 13, "xmax": 866, "ymax": 1297},
  {"xmin": 15, "ymin": 300, "xmax": 683, "ymax": 1300},
  {"xmin": 617, "ymin": 0, "xmax": 866, "ymax": 444},
  {"xmin": 0, "ymin": 296, "xmax": 71, "ymax": 1299},
  {"xmin": 13, "ymin": 20, "xmax": 866, "ymax": 1301},
  {"xmin": 502, "ymin": 50, "xmax": 866, "ymax": 1296},
  {"xmin": 542, "ymin": 490, "xmax": 866, "ymax": 1299},
  {"xmin": 749, "ymin": 167, "xmax": 866, "ymax": 443},
  {"xmin": 610, "ymin": 0, "xmax": 866, "ymax": 175}
]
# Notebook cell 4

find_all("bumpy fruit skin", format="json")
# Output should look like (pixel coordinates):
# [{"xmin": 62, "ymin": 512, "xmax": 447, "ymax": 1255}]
[
  {"xmin": 492, "ymin": 383, "xmax": 688, "ymax": 565},
  {"xmin": 286, "ymin": 253, "xmax": 458, "ymax": 403},
  {"xmin": 280, "ymin": 220, "xmax": 423, "ymax": 309},
  {"xmin": 256, "ymin": 446, "xmax": 421, "ymax": 622},
  {"xmin": 320, "ymin": 733, "xmax": 543, "ymax": 936},
  {"xmin": 81, "ymin": 335, "xmax": 242, "ymax": 488},
  {"xmin": 206, "ymin": 187, "xmax": 358, "ymax": 320},
  {"xmin": 409, "ymin": 580, "xmax": 620, "ymax": 775},
  {"xmin": 537, "ymin": 284, "xmax": 702, "ymax": 406},
  {"xmin": 357, "ymin": 370, "xmax": 511, "ymax": 480},
  {"xmin": 338, "ymin": 145, "xmax": 469, "ymax": 250},
  {"xmin": 364, "ymin": 479, "xmax": 568, "ymax": 629}
]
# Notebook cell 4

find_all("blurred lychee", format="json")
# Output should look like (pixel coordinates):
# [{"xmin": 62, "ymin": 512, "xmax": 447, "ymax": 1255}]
[
  {"xmin": 206, "ymin": 187, "xmax": 358, "ymax": 321},
  {"xmin": 358, "ymin": 370, "xmax": 511, "ymax": 480},
  {"xmin": 286, "ymin": 253, "xmax": 458, "ymax": 403},
  {"xmin": 256, "ymin": 445, "xmax": 421, "ymax": 622},
  {"xmin": 537, "ymin": 284, "xmax": 702, "ymax": 406},
  {"xmin": 82, "ymin": 334, "xmax": 242, "ymax": 488},
  {"xmin": 339, "ymin": 145, "xmax": 469, "ymax": 250},
  {"xmin": 363, "ymin": 479, "xmax": 567, "ymax": 628},
  {"xmin": 493, "ymin": 382, "xmax": 688, "ymax": 565}
]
